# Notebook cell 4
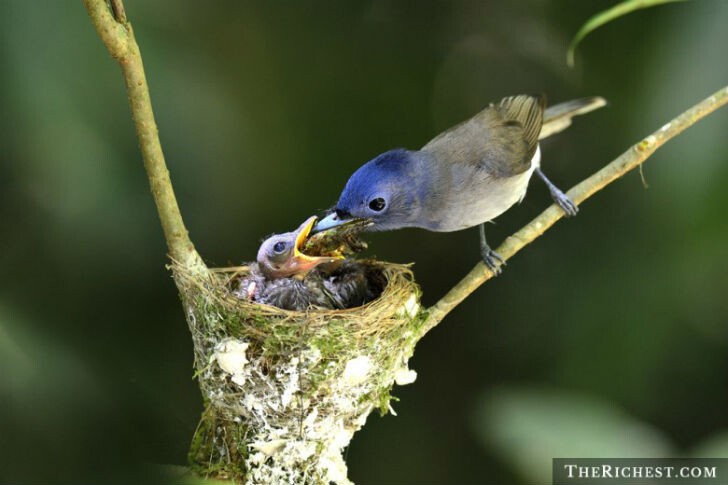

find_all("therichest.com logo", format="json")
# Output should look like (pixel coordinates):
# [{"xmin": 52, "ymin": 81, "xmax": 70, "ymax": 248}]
[{"xmin": 553, "ymin": 458, "xmax": 728, "ymax": 484}]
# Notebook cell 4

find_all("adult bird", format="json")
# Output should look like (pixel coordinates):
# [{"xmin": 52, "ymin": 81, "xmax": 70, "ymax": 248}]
[
  {"xmin": 237, "ymin": 216, "xmax": 377, "ymax": 311},
  {"xmin": 313, "ymin": 95, "xmax": 605, "ymax": 273}
]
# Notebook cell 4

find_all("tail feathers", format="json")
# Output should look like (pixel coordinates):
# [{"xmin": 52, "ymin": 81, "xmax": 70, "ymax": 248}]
[{"xmin": 540, "ymin": 96, "xmax": 606, "ymax": 140}]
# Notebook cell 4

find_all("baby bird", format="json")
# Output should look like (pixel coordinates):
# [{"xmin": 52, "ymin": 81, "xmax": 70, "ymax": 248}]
[
  {"xmin": 237, "ymin": 216, "xmax": 341, "ymax": 310},
  {"xmin": 323, "ymin": 260, "xmax": 379, "ymax": 309},
  {"xmin": 314, "ymin": 95, "xmax": 606, "ymax": 273},
  {"xmin": 237, "ymin": 216, "xmax": 377, "ymax": 311}
]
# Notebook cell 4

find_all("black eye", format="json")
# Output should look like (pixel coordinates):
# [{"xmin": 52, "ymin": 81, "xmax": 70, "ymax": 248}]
[
  {"xmin": 368, "ymin": 197, "xmax": 386, "ymax": 212},
  {"xmin": 272, "ymin": 241, "xmax": 287, "ymax": 254}
]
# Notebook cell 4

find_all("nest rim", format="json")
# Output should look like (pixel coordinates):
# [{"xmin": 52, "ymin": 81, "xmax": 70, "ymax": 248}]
[{"xmin": 172, "ymin": 259, "xmax": 423, "ymax": 340}]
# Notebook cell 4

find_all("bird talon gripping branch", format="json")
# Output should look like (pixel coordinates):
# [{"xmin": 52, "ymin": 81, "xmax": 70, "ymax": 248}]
[
  {"xmin": 556, "ymin": 193, "xmax": 579, "ymax": 216},
  {"xmin": 480, "ymin": 248, "xmax": 505, "ymax": 275}
]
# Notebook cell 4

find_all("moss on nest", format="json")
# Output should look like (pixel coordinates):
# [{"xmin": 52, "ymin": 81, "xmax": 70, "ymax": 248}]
[{"xmin": 172, "ymin": 259, "xmax": 425, "ymax": 484}]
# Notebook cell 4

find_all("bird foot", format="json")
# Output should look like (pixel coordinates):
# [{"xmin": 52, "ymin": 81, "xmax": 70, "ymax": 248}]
[
  {"xmin": 549, "ymin": 188, "xmax": 579, "ymax": 217},
  {"xmin": 480, "ymin": 247, "xmax": 505, "ymax": 275},
  {"xmin": 536, "ymin": 168, "xmax": 578, "ymax": 217}
]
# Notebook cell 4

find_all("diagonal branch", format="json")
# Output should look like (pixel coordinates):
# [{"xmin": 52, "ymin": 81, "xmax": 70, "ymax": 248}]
[
  {"xmin": 421, "ymin": 85, "xmax": 728, "ymax": 337},
  {"xmin": 84, "ymin": 0, "xmax": 206, "ymax": 275}
]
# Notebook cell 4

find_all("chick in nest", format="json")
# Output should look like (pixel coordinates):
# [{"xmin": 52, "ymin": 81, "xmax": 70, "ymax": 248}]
[{"xmin": 237, "ymin": 216, "xmax": 376, "ymax": 311}]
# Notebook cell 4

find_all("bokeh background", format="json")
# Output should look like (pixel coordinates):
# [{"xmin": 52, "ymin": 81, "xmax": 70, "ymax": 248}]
[{"xmin": 2, "ymin": 1, "xmax": 728, "ymax": 483}]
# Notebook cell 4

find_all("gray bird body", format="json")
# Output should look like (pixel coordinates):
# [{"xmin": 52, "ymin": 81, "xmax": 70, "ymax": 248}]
[
  {"xmin": 415, "ymin": 95, "xmax": 544, "ymax": 231},
  {"xmin": 413, "ymin": 147, "xmax": 541, "ymax": 231}
]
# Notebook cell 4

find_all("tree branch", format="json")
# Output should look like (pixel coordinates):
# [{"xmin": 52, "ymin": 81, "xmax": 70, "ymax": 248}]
[
  {"xmin": 421, "ymin": 85, "xmax": 728, "ymax": 336},
  {"xmin": 83, "ymin": 0, "xmax": 205, "ymax": 274}
]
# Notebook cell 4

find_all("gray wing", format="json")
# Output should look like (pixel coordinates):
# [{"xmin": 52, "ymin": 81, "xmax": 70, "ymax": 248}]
[{"xmin": 421, "ymin": 94, "xmax": 545, "ymax": 177}]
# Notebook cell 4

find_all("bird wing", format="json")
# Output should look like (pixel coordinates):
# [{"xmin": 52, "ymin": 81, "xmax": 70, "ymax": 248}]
[{"xmin": 421, "ymin": 94, "xmax": 545, "ymax": 177}]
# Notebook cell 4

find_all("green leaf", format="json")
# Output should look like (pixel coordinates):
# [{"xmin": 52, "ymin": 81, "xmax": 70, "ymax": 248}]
[{"xmin": 567, "ymin": 0, "xmax": 687, "ymax": 67}]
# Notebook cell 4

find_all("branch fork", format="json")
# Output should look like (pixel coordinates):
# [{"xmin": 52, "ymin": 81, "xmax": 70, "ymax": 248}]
[{"xmin": 83, "ymin": 0, "xmax": 728, "ymax": 482}]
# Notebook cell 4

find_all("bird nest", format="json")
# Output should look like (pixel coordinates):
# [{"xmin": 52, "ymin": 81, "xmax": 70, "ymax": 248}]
[{"xmin": 172, "ymin": 259, "xmax": 425, "ymax": 484}]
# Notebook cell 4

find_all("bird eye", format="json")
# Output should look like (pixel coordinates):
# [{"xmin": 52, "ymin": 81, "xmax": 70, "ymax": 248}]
[
  {"xmin": 272, "ymin": 241, "xmax": 287, "ymax": 254},
  {"xmin": 368, "ymin": 197, "xmax": 386, "ymax": 212}
]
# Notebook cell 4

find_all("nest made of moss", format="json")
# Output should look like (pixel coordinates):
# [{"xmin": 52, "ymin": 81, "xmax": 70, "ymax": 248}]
[
  {"xmin": 172, "ymin": 259, "xmax": 426, "ymax": 483},
  {"xmin": 175, "ymin": 259, "xmax": 420, "ymax": 337}
]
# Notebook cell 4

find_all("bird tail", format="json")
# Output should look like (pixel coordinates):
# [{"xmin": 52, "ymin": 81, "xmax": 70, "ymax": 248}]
[{"xmin": 539, "ymin": 96, "xmax": 606, "ymax": 140}]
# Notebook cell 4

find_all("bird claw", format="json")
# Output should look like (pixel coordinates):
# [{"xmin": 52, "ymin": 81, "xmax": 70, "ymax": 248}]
[
  {"xmin": 550, "ymin": 188, "xmax": 579, "ymax": 217},
  {"xmin": 480, "ymin": 248, "xmax": 505, "ymax": 275}
]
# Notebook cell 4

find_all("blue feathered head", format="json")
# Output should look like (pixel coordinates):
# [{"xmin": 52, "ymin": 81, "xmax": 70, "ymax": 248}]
[{"xmin": 316, "ymin": 149, "xmax": 424, "ymax": 232}]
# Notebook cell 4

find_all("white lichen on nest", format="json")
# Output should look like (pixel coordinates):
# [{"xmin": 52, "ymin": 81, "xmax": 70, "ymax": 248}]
[
  {"xmin": 174, "ymin": 260, "xmax": 425, "ymax": 484},
  {"xmin": 212, "ymin": 339, "xmax": 250, "ymax": 386}
]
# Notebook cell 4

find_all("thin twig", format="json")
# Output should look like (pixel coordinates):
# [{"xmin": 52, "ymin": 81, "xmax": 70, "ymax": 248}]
[
  {"xmin": 210, "ymin": 265, "xmax": 250, "ymax": 273},
  {"xmin": 421, "ymin": 85, "xmax": 728, "ymax": 337},
  {"xmin": 83, "ymin": 0, "xmax": 206, "ymax": 275}
]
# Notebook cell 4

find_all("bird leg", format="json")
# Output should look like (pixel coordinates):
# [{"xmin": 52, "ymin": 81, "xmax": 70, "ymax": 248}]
[
  {"xmin": 535, "ymin": 168, "xmax": 578, "ymax": 216},
  {"xmin": 479, "ymin": 224, "xmax": 505, "ymax": 274}
]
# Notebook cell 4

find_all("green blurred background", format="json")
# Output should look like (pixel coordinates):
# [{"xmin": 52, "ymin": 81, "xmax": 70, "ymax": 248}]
[{"xmin": 1, "ymin": 1, "xmax": 727, "ymax": 483}]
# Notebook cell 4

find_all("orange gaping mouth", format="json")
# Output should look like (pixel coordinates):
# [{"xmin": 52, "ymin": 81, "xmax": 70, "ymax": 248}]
[{"xmin": 289, "ymin": 216, "xmax": 342, "ymax": 274}]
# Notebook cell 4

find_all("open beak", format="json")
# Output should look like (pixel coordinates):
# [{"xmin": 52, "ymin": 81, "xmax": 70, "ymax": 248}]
[{"xmin": 289, "ymin": 216, "xmax": 343, "ymax": 274}]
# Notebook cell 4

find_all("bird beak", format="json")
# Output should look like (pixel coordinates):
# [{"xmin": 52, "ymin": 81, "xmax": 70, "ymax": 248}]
[
  {"xmin": 290, "ymin": 216, "xmax": 342, "ymax": 274},
  {"xmin": 312, "ymin": 211, "xmax": 348, "ymax": 233}
]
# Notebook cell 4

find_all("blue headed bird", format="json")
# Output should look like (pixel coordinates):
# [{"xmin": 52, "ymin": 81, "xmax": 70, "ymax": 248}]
[{"xmin": 314, "ymin": 95, "xmax": 605, "ymax": 273}]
